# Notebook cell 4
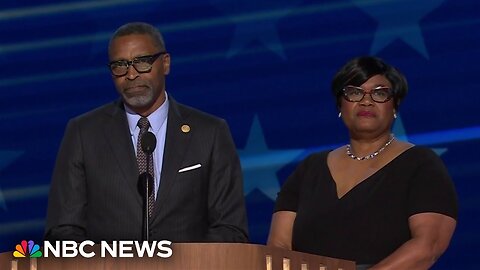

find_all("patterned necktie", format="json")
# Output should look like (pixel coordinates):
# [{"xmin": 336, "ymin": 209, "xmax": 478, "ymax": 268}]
[{"xmin": 136, "ymin": 117, "xmax": 155, "ymax": 217}]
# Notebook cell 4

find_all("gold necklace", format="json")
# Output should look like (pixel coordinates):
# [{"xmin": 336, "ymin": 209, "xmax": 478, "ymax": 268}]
[{"xmin": 346, "ymin": 134, "xmax": 395, "ymax": 161}]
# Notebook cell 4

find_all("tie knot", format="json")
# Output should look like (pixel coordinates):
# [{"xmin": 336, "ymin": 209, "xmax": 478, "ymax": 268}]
[{"xmin": 137, "ymin": 117, "xmax": 150, "ymax": 130}]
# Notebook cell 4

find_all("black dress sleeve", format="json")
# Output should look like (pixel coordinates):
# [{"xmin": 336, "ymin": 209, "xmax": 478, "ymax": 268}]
[{"xmin": 407, "ymin": 147, "xmax": 458, "ymax": 220}]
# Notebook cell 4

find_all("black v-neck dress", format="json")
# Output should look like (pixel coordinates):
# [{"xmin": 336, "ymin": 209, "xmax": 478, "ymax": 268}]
[{"xmin": 274, "ymin": 146, "xmax": 458, "ymax": 265}]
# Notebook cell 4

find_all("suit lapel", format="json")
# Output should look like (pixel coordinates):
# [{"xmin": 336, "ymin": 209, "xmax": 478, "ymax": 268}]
[
  {"xmin": 151, "ymin": 98, "xmax": 192, "ymax": 220},
  {"xmin": 103, "ymin": 100, "xmax": 141, "ymax": 205}
]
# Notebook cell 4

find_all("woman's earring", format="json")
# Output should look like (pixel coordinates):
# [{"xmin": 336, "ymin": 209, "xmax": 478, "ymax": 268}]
[
  {"xmin": 393, "ymin": 112, "xmax": 397, "ymax": 119},
  {"xmin": 338, "ymin": 112, "xmax": 342, "ymax": 118}
]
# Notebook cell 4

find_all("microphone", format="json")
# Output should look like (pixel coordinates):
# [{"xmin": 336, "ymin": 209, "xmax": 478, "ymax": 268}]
[
  {"xmin": 141, "ymin": 132, "xmax": 156, "ymax": 154},
  {"xmin": 139, "ymin": 131, "xmax": 157, "ymax": 241},
  {"xmin": 138, "ymin": 173, "xmax": 154, "ymax": 197}
]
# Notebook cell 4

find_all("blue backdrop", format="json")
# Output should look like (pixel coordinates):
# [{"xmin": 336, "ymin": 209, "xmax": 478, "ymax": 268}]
[{"xmin": 1, "ymin": 0, "xmax": 479, "ymax": 268}]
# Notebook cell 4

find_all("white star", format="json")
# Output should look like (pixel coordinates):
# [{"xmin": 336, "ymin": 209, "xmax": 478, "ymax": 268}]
[
  {"xmin": 352, "ymin": 0, "xmax": 445, "ymax": 58},
  {"xmin": 239, "ymin": 115, "xmax": 304, "ymax": 200}
]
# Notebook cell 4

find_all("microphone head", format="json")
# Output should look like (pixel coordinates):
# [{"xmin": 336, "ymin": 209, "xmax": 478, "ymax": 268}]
[
  {"xmin": 137, "ymin": 172, "xmax": 155, "ymax": 197},
  {"xmin": 141, "ymin": 132, "xmax": 157, "ymax": 154}
]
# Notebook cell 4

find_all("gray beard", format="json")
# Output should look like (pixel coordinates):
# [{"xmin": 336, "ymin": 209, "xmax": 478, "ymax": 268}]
[{"xmin": 123, "ymin": 93, "xmax": 154, "ymax": 109}]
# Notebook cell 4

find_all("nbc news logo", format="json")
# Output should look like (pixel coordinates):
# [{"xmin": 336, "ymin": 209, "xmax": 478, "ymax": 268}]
[
  {"xmin": 13, "ymin": 240, "xmax": 42, "ymax": 258},
  {"xmin": 12, "ymin": 239, "xmax": 172, "ymax": 258}
]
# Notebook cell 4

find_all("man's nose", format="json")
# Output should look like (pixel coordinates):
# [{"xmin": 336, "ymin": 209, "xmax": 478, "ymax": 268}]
[{"xmin": 126, "ymin": 64, "xmax": 139, "ymax": 80}]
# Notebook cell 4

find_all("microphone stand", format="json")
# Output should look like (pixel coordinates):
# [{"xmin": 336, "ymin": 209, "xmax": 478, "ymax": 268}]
[
  {"xmin": 140, "ymin": 131, "xmax": 156, "ymax": 242},
  {"xmin": 145, "ymin": 156, "xmax": 152, "ymax": 242}
]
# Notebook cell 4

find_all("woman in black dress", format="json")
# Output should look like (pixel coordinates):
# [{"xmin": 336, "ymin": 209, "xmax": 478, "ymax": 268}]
[{"xmin": 267, "ymin": 56, "xmax": 457, "ymax": 269}]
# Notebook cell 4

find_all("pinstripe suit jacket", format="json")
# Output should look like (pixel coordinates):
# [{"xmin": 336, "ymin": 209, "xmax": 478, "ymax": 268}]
[{"xmin": 45, "ymin": 97, "xmax": 248, "ymax": 243}]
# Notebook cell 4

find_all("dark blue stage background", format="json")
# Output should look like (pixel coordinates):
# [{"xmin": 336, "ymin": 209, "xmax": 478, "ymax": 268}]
[{"xmin": 1, "ymin": 0, "xmax": 478, "ymax": 268}]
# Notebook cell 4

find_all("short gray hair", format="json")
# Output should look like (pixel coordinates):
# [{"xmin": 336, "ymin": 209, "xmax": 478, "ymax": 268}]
[{"xmin": 109, "ymin": 22, "xmax": 166, "ymax": 51}]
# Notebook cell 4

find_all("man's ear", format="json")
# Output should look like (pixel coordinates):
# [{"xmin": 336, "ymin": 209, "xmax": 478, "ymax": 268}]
[{"xmin": 163, "ymin": 53, "xmax": 171, "ymax": 75}]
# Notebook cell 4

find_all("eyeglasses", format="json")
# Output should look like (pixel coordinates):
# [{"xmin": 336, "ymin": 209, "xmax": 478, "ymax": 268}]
[
  {"xmin": 342, "ymin": 85, "xmax": 393, "ymax": 103},
  {"xmin": 108, "ymin": 52, "xmax": 167, "ymax": 76}
]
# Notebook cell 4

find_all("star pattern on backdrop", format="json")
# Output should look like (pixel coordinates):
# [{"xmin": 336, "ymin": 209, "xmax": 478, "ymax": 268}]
[
  {"xmin": 0, "ymin": 150, "xmax": 23, "ymax": 210},
  {"xmin": 227, "ymin": 21, "xmax": 286, "ymax": 59},
  {"xmin": 352, "ymin": 0, "xmax": 445, "ymax": 58},
  {"xmin": 239, "ymin": 116, "xmax": 304, "ymax": 200},
  {"xmin": 210, "ymin": 0, "xmax": 303, "ymax": 59},
  {"xmin": 394, "ymin": 114, "xmax": 447, "ymax": 155}
]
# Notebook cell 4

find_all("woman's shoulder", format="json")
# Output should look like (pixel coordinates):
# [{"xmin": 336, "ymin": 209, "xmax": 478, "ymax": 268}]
[
  {"xmin": 302, "ymin": 150, "xmax": 331, "ymax": 164},
  {"xmin": 381, "ymin": 142, "xmax": 449, "ymax": 176},
  {"xmin": 394, "ymin": 143, "xmax": 440, "ymax": 162},
  {"xmin": 289, "ymin": 150, "xmax": 332, "ymax": 175}
]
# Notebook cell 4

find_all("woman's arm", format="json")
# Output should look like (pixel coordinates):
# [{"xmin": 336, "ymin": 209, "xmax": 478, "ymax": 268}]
[
  {"xmin": 267, "ymin": 211, "xmax": 297, "ymax": 250},
  {"xmin": 370, "ymin": 212, "xmax": 456, "ymax": 270}
]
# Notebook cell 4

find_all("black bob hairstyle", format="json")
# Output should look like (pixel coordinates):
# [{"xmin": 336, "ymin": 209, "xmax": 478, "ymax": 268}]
[{"xmin": 331, "ymin": 56, "xmax": 408, "ymax": 110}]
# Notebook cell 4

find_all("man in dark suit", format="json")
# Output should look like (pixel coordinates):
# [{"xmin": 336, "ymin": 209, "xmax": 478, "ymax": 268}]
[{"xmin": 45, "ymin": 22, "xmax": 248, "ymax": 243}]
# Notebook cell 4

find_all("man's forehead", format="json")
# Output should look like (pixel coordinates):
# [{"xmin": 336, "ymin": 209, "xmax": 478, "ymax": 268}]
[{"xmin": 109, "ymin": 34, "xmax": 158, "ymax": 58}]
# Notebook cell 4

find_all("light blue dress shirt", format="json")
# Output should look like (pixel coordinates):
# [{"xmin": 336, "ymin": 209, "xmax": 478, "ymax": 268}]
[{"xmin": 125, "ymin": 93, "xmax": 169, "ymax": 199}]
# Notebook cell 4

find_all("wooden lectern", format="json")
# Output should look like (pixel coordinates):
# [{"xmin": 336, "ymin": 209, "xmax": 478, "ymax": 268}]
[{"xmin": 0, "ymin": 243, "xmax": 356, "ymax": 270}]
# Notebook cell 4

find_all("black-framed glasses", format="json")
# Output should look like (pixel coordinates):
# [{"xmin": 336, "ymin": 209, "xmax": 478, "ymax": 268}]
[
  {"xmin": 108, "ymin": 52, "xmax": 167, "ymax": 76},
  {"xmin": 342, "ymin": 85, "xmax": 393, "ymax": 103}
]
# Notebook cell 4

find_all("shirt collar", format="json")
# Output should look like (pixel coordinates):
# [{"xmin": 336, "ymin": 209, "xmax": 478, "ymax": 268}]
[{"xmin": 125, "ymin": 92, "xmax": 169, "ymax": 135}]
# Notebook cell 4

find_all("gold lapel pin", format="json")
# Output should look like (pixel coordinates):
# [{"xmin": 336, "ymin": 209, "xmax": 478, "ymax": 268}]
[{"xmin": 181, "ymin": 124, "xmax": 190, "ymax": 133}]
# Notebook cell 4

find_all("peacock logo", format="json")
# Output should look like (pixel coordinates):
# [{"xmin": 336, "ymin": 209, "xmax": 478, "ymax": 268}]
[{"xmin": 13, "ymin": 240, "xmax": 43, "ymax": 258}]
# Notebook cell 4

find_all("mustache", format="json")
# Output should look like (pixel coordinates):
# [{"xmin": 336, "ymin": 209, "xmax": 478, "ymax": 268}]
[{"xmin": 124, "ymin": 82, "xmax": 149, "ymax": 90}]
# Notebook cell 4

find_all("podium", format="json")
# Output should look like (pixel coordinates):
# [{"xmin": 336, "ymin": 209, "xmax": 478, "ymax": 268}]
[{"xmin": 0, "ymin": 243, "xmax": 356, "ymax": 270}]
